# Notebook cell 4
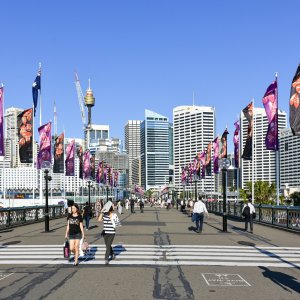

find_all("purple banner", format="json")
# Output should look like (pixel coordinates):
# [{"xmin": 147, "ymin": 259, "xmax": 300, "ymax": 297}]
[
  {"xmin": 37, "ymin": 122, "xmax": 51, "ymax": 169},
  {"xmin": 113, "ymin": 171, "xmax": 119, "ymax": 187},
  {"xmin": 205, "ymin": 143, "xmax": 212, "ymax": 176},
  {"xmin": 65, "ymin": 140, "xmax": 75, "ymax": 176},
  {"xmin": 220, "ymin": 128, "xmax": 229, "ymax": 159},
  {"xmin": 200, "ymin": 150, "xmax": 206, "ymax": 179},
  {"xmin": 233, "ymin": 121, "xmax": 240, "ymax": 168},
  {"xmin": 18, "ymin": 108, "xmax": 33, "ymax": 163},
  {"xmin": 83, "ymin": 150, "xmax": 91, "ymax": 180},
  {"xmin": 53, "ymin": 133, "xmax": 64, "ymax": 173},
  {"xmin": 262, "ymin": 80, "xmax": 278, "ymax": 150},
  {"xmin": 242, "ymin": 102, "xmax": 253, "ymax": 160},
  {"xmin": 290, "ymin": 64, "xmax": 300, "ymax": 135},
  {"xmin": 213, "ymin": 137, "xmax": 219, "ymax": 174},
  {"xmin": 0, "ymin": 87, "xmax": 4, "ymax": 156},
  {"xmin": 135, "ymin": 185, "xmax": 144, "ymax": 195}
]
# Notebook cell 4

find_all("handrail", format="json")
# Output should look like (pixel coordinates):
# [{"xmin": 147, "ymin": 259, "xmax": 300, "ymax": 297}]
[
  {"xmin": 0, "ymin": 205, "xmax": 66, "ymax": 229},
  {"xmin": 206, "ymin": 201, "xmax": 300, "ymax": 232}
]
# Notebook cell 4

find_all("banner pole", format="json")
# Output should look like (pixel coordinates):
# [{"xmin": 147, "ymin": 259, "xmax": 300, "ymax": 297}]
[
  {"xmin": 275, "ymin": 73, "xmax": 280, "ymax": 205},
  {"xmin": 252, "ymin": 99, "xmax": 255, "ymax": 204}
]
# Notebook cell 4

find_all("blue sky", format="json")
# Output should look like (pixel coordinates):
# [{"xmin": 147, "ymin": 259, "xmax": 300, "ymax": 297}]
[{"xmin": 0, "ymin": 1, "xmax": 299, "ymax": 152}]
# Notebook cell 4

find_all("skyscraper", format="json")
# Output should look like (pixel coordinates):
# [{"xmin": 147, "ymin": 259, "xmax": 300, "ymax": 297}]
[
  {"xmin": 141, "ymin": 110, "xmax": 169, "ymax": 190},
  {"xmin": 124, "ymin": 120, "xmax": 141, "ymax": 188},
  {"xmin": 173, "ymin": 105, "xmax": 215, "ymax": 195},
  {"xmin": 240, "ymin": 107, "xmax": 287, "ymax": 188}
]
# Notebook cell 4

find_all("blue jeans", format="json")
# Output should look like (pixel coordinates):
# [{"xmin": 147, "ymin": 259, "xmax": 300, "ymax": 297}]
[
  {"xmin": 84, "ymin": 216, "xmax": 90, "ymax": 229},
  {"xmin": 194, "ymin": 213, "xmax": 204, "ymax": 232}
]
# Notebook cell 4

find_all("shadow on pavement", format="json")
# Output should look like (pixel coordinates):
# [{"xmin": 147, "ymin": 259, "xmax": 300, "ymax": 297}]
[
  {"xmin": 259, "ymin": 266, "xmax": 300, "ymax": 294},
  {"xmin": 1, "ymin": 241, "xmax": 22, "ymax": 246}
]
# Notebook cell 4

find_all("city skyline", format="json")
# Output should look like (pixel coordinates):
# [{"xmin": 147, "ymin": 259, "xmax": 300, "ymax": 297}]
[{"xmin": 0, "ymin": 1, "xmax": 299, "ymax": 151}]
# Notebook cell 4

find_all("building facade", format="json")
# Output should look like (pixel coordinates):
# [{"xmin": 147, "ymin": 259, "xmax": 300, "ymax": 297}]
[
  {"xmin": 141, "ymin": 110, "xmax": 169, "ymax": 190},
  {"xmin": 124, "ymin": 120, "xmax": 141, "ymax": 188},
  {"xmin": 279, "ymin": 128, "xmax": 300, "ymax": 196},
  {"xmin": 173, "ymin": 105, "xmax": 216, "ymax": 195}
]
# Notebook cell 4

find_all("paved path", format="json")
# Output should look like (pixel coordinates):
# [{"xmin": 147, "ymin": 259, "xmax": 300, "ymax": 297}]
[{"xmin": 0, "ymin": 206, "xmax": 299, "ymax": 300}]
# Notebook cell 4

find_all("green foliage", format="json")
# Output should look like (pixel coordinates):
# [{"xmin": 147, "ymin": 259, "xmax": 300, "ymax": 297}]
[{"xmin": 241, "ymin": 180, "xmax": 277, "ymax": 204}]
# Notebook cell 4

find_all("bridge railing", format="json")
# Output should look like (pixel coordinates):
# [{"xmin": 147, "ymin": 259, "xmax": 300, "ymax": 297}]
[
  {"xmin": 0, "ymin": 205, "xmax": 66, "ymax": 229},
  {"xmin": 206, "ymin": 201, "xmax": 300, "ymax": 232}
]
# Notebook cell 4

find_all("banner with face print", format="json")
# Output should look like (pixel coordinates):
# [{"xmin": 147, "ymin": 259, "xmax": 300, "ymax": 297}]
[
  {"xmin": 213, "ymin": 137, "xmax": 219, "ymax": 174},
  {"xmin": 53, "ymin": 133, "xmax": 64, "ymax": 173},
  {"xmin": 37, "ymin": 122, "xmax": 52, "ymax": 169},
  {"xmin": 65, "ymin": 140, "xmax": 75, "ymax": 176},
  {"xmin": 83, "ymin": 150, "xmax": 91, "ymax": 180},
  {"xmin": 18, "ymin": 108, "xmax": 33, "ymax": 163},
  {"xmin": 0, "ymin": 87, "xmax": 4, "ymax": 156}
]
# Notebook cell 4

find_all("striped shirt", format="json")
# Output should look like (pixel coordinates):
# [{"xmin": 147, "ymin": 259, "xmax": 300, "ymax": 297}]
[{"xmin": 103, "ymin": 214, "xmax": 116, "ymax": 235}]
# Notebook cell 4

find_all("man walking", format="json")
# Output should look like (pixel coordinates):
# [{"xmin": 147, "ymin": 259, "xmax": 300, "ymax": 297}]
[
  {"xmin": 242, "ymin": 197, "xmax": 256, "ymax": 233},
  {"xmin": 192, "ymin": 197, "xmax": 209, "ymax": 233},
  {"xmin": 130, "ymin": 198, "xmax": 135, "ymax": 213}
]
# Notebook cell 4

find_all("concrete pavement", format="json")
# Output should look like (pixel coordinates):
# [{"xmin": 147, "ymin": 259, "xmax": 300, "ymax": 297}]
[{"xmin": 0, "ymin": 205, "xmax": 299, "ymax": 299}]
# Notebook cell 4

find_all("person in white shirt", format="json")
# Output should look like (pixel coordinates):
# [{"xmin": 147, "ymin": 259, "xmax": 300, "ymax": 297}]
[
  {"xmin": 192, "ymin": 198, "xmax": 209, "ymax": 233},
  {"xmin": 242, "ymin": 198, "xmax": 256, "ymax": 233}
]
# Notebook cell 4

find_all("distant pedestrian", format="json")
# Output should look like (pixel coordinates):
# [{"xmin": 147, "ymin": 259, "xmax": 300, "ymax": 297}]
[
  {"xmin": 83, "ymin": 202, "xmax": 92, "ymax": 230},
  {"xmin": 166, "ymin": 198, "xmax": 172, "ymax": 209},
  {"xmin": 130, "ymin": 198, "xmax": 135, "ymax": 213},
  {"xmin": 125, "ymin": 199, "xmax": 129, "ymax": 210},
  {"xmin": 242, "ymin": 198, "xmax": 256, "ymax": 233},
  {"xmin": 139, "ymin": 199, "xmax": 144, "ymax": 213},
  {"xmin": 117, "ymin": 200, "xmax": 123, "ymax": 214},
  {"xmin": 192, "ymin": 197, "xmax": 209, "ymax": 233},
  {"xmin": 65, "ymin": 204, "xmax": 84, "ymax": 266},
  {"xmin": 98, "ymin": 201, "xmax": 121, "ymax": 265}
]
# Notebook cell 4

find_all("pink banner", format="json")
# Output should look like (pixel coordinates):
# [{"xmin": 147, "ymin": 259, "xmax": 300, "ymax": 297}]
[
  {"xmin": 83, "ymin": 150, "xmax": 91, "ymax": 180},
  {"xmin": 200, "ymin": 150, "xmax": 206, "ymax": 179},
  {"xmin": 262, "ymin": 80, "xmax": 278, "ymax": 150},
  {"xmin": 233, "ymin": 121, "xmax": 240, "ymax": 167},
  {"xmin": 37, "ymin": 122, "xmax": 51, "ymax": 169},
  {"xmin": 65, "ymin": 140, "xmax": 75, "ymax": 176},
  {"xmin": 213, "ymin": 137, "xmax": 219, "ymax": 173}
]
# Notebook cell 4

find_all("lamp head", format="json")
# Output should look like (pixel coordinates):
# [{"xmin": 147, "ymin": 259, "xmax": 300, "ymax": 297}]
[
  {"xmin": 221, "ymin": 158, "xmax": 231, "ymax": 170},
  {"xmin": 41, "ymin": 161, "xmax": 52, "ymax": 172}
]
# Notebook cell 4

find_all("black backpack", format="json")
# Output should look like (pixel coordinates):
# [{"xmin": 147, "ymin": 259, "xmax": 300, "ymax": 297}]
[{"xmin": 242, "ymin": 205, "xmax": 250, "ymax": 218}]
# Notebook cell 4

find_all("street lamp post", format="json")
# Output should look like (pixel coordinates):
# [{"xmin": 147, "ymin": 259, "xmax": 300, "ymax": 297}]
[
  {"xmin": 221, "ymin": 158, "xmax": 230, "ymax": 233},
  {"xmin": 41, "ymin": 161, "xmax": 52, "ymax": 233},
  {"xmin": 106, "ymin": 185, "xmax": 109, "ymax": 202},
  {"xmin": 116, "ymin": 188, "xmax": 119, "ymax": 201},
  {"xmin": 194, "ymin": 175, "xmax": 198, "ymax": 202},
  {"xmin": 87, "ymin": 180, "xmax": 91, "ymax": 207}
]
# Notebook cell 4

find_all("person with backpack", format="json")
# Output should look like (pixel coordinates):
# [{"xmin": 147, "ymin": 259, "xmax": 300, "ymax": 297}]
[
  {"xmin": 83, "ymin": 202, "xmax": 92, "ymax": 231},
  {"xmin": 242, "ymin": 197, "xmax": 256, "ymax": 233}
]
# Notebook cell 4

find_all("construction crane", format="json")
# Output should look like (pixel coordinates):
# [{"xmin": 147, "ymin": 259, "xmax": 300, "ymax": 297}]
[{"xmin": 74, "ymin": 72, "xmax": 87, "ymax": 129}]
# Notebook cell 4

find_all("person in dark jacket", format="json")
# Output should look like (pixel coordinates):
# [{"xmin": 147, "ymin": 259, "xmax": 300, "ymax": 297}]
[{"xmin": 83, "ymin": 202, "xmax": 92, "ymax": 230}]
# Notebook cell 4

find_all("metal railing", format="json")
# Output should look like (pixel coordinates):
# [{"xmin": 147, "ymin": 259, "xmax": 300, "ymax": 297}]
[
  {"xmin": 0, "ymin": 205, "xmax": 66, "ymax": 229},
  {"xmin": 206, "ymin": 201, "xmax": 300, "ymax": 232}
]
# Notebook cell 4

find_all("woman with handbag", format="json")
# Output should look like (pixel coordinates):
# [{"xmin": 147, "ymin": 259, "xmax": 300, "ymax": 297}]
[
  {"xmin": 65, "ymin": 204, "xmax": 84, "ymax": 266},
  {"xmin": 98, "ymin": 201, "xmax": 121, "ymax": 265}
]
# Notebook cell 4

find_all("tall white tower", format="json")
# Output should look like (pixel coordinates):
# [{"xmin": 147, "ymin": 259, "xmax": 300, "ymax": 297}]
[
  {"xmin": 173, "ymin": 105, "xmax": 215, "ymax": 194},
  {"xmin": 124, "ymin": 120, "xmax": 141, "ymax": 188}
]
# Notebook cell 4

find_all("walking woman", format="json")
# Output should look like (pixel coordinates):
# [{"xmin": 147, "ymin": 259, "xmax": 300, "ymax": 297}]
[
  {"xmin": 65, "ymin": 204, "xmax": 84, "ymax": 266},
  {"xmin": 98, "ymin": 201, "xmax": 121, "ymax": 265}
]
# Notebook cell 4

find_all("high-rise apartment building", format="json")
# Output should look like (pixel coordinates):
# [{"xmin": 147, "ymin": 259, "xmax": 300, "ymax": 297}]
[
  {"xmin": 124, "ymin": 120, "xmax": 141, "ymax": 188},
  {"xmin": 173, "ymin": 105, "xmax": 216, "ymax": 194},
  {"xmin": 240, "ymin": 107, "xmax": 287, "ymax": 188},
  {"xmin": 141, "ymin": 110, "xmax": 169, "ymax": 190},
  {"xmin": 279, "ymin": 128, "xmax": 300, "ymax": 195}
]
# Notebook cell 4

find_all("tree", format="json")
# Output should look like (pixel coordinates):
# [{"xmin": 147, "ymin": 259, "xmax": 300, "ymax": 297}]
[{"xmin": 290, "ymin": 192, "xmax": 300, "ymax": 206}]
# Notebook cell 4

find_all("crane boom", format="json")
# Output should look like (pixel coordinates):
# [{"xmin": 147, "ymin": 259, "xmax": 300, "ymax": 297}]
[{"xmin": 74, "ymin": 72, "xmax": 87, "ymax": 127}]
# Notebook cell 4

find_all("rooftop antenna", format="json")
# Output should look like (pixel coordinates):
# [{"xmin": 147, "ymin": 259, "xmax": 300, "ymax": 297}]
[{"xmin": 192, "ymin": 92, "xmax": 195, "ymax": 106}]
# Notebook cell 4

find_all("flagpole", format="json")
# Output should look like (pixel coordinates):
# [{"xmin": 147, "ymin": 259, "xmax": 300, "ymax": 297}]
[
  {"xmin": 39, "ymin": 62, "xmax": 43, "ymax": 206},
  {"xmin": 63, "ymin": 128, "xmax": 66, "ymax": 200},
  {"xmin": 275, "ymin": 73, "xmax": 280, "ymax": 205},
  {"xmin": 1, "ymin": 85, "xmax": 6, "ymax": 205},
  {"xmin": 252, "ymin": 99, "xmax": 255, "ymax": 204},
  {"xmin": 32, "ymin": 104, "xmax": 35, "ymax": 203}
]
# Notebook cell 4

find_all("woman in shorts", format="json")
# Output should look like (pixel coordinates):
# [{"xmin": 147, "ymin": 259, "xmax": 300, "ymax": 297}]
[{"xmin": 65, "ymin": 204, "xmax": 84, "ymax": 266}]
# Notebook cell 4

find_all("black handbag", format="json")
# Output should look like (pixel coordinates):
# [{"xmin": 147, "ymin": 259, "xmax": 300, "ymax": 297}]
[{"xmin": 252, "ymin": 212, "xmax": 256, "ymax": 219}]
